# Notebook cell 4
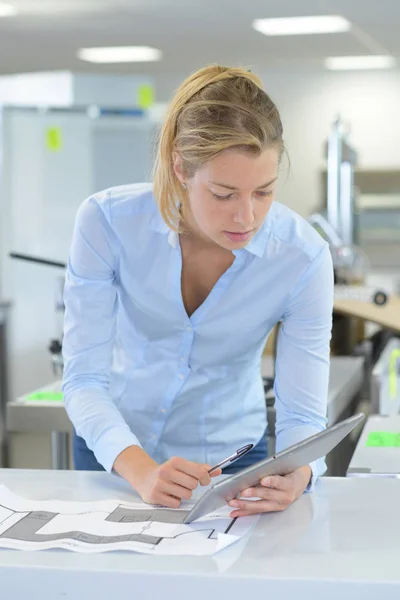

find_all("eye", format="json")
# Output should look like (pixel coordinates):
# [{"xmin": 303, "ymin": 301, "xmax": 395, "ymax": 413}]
[
  {"xmin": 212, "ymin": 192, "xmax": 234, "ymax": 201},
  {"xmin": 211, "ymin": 190, "xmax": 273, "ymax": 200}
]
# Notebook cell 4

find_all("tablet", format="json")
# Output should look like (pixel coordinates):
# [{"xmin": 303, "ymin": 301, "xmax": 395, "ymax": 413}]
[{"xmin": 183, "ymin": 412, "xmax": 364, "ymax": 523}]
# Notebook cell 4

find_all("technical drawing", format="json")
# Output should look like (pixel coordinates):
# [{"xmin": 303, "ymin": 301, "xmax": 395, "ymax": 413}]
[{"xmin": 0, "ymin": 487, "xmax": 252, "ymax": 555}]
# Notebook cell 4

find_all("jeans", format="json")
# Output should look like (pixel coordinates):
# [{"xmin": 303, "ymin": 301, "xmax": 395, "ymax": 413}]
[
  {"xmin": 73, "ymin": 430, "xmax": 105, "ymax": 471},
  {"xmin": 72, "ymin": 429, "xmax": 268, "ymax": 474}
]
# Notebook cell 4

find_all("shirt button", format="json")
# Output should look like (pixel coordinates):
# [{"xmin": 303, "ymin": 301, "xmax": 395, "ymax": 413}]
[
  {"xmin": 180, "ymin": 356, "xmax": 185, "ymax": 362},
  {"xmin": 151, "ymin": 434, "xmax": 157, "ymax": 440},
  {"xmin": 178, "ymin": 373, "xmax": 184, "ymax": 380},
  {"xmin": 160, "ymin": 408, "xmax": 166, "ymax": 414},
  {"xmin": 187, "ymin": 325, "xmax": 192, "ymax": 332}
]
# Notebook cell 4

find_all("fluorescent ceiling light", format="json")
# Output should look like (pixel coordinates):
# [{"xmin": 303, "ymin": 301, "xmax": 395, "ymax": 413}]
[
  {"xmin": 77, "ymin": 46, "xmax": 162, "ymax": 63},
  {"xmin": 325, "ymin": 55, "xmax": 396, "ymax": 70},
  {"xmin": 253, "ymin": 15, "xmax": 351, "ymax": 36},
  {"xmin": 0, "ymin": 2, "xmax": 17, "ymax": 17}
]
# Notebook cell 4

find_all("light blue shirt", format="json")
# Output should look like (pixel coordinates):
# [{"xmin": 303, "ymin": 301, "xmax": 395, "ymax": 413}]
[{"xmin": 62, "ymin": 183, "xmax": 334, "ymax": 486}]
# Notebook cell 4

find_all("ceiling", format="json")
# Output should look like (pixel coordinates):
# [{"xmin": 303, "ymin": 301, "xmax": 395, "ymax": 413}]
[{"xmin": 0, "ymin": 0, "xmax": 399, "ymax": 76}]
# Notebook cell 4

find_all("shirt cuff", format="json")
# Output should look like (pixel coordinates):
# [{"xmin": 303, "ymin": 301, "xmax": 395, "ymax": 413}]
[
  {"xmin": 304, "ymin": 457, "xmax": 326, "ymax": 493},
  {"xmin": 92, "ymin": 428, "xmax": 143, "ymax": 473}
]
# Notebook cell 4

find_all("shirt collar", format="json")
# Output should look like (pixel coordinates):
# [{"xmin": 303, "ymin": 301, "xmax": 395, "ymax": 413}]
[
  {"xmin": 149, "ymin": 210, "xmax": 178, "ymax": 247},
  {"xmin": 150, "ymin": 207, "xmax": 271, "ymax": 257},
  {"xmin": 241, "ymin": 219, "xmax": 271, "ymax": 258}
]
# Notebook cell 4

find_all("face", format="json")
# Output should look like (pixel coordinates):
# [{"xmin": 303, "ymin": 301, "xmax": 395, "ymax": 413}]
[{"xmin": 174, "ymin": 147, "xmax": 279, "ymax": 250}]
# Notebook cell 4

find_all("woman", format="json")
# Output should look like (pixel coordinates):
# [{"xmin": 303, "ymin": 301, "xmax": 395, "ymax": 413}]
[{"xmin": 62, "ymin": 65, "xmax": 333, "ymax": 518}]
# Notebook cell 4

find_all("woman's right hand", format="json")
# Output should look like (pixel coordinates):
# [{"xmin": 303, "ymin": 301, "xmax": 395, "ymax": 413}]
[
  {"xmin": 113, "ymin": 446, "xmax": 221, "ymax": 508},
  {"xmin": 138, "ymin": 456, "xmax": 221, "ymax": 508}
]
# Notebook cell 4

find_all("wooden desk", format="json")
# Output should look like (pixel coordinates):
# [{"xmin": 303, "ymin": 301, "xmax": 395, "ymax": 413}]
[
  {"xmin": 334, "ymin": 294, "xmax": 400, "ymax": 334},
  {"xmin": 264, "ymin": 294, "xmax": 400, "ymax": 357}
]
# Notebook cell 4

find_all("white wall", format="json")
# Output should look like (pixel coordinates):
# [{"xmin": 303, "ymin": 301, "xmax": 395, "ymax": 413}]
[
  {"xmin": 154, "ymin": 67, "xmax": 400, "ymax": 216},
  {"xmin": 0, "ymin": 108, "xmax": 156, "ymax": 403}
]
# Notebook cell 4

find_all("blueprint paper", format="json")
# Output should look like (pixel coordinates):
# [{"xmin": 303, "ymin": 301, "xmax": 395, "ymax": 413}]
[{"xmin": 0, "ymin": 485, "xmax": 257, "ymax": 555}]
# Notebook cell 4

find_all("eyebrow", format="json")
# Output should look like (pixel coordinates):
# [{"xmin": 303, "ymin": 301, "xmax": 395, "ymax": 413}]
[{"xmin": 209, "ymin": 177, "xmax": 278, "ymax": 191}]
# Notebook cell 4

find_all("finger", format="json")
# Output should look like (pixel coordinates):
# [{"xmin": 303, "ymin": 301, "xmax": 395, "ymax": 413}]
[
  {"xmin": 160, "ymin": 480, "xmax": 193, "ymax": 501},
  {"xmin": 260, "ymin": 475, "xmax": 291, "ymax": 491},
  {"xmin": 198, "ymin": 470, "xmax": 211, "ymax": 486},
  {"xmin": 143, "ymin": 491, "xmax": 181, "ymax": 509},
  {"xmin": 239, "ymin": 486, "xmax": 289, "ymax": 505},
  {"xmin": 158, "ymin": 493, "xmax": 181, "ymax": 509},
  {"xmin": 170, "ymin": 457, "xmax": 210, "ymax": 481},
  {"xmin": 202, "ymin": 465, "xmax": 222, "ymax": 481},
  {"xmin": 229, "ymin": 499, "xmax": 283, "ymax": 515},
  {"xmin": 198, "ymin": 464, "xmax": 219, "ymax": 486},
  {"xmin": 169, "ymin": 469, "xmax": 200, "ymax": 491},
  {"xmin": 230, "ymin": 507, "xmax": 275, "ymax": 518},
  {"xmin": 209, "ymin": 468, "xmax": 222, "ymax": 478}
]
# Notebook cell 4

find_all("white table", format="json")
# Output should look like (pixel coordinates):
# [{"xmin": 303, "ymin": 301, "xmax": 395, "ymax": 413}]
[
  {"xmin": 1, "ymin": 469, "xmax": 400, "ymax": 600},
  {"xmin": 6, "ymin": 380, "xmax": 71, "ymax": 470},
  {"xmin": 347, "ymin": 414, "xmax": 400, "ymax": 476}
]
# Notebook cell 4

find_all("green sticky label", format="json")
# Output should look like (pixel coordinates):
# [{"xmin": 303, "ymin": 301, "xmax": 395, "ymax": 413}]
[
  {"xmin": 45, "ymin": 127, "xmax": 63, "ymax": 151},
  {"xmin": 366, "ymin": 431, "xmax": 400, "ymax": 447},
  {"xmin": 26, "ymin": 391, "xmax": 63, "ymax": 403},
  {"xmin": 137, "ymin": 84, "xmax": 154, "ymax": 109}
]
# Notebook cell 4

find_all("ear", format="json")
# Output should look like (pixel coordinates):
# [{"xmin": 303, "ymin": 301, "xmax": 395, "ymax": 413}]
[{"xmin": 172, "ymin": 152, "xmax": 186, "ymax": 186}]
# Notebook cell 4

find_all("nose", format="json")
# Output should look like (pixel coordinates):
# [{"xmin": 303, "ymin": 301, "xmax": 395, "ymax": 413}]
[{"xmin": 233, "ymin": 196, "xmax": 255, "ymax": 229}]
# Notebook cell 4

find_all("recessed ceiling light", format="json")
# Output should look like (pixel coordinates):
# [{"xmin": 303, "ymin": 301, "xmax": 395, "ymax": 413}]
[
  {"xmin": 0, "ymin": 2, "xmax": 17, "ymax": 17},
  {"xmin": 252, "ymin": 15, "xmax": 351, "ymax": 36},
  {"xmin": 77, "ymin": 46, "xmax": 162, "ymax": 64},
  {"xmin": 325, "ymin": 55, "xmax": 396, "ymax": 70}
]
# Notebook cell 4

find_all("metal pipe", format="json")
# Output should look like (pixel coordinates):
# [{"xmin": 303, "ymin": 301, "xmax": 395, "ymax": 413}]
[
  {"xmin": 326, "ymin": 118, "xmax": 342, "ymax": 235},
  {"xmin": 339, "ymin": 161, "xmax": 355, "ymax": 246},
  {"xmin": 0, "ymin": 303, "xmax": 10, "ymax": 468},
  {"xmin": 51, "ymin": 431, "xmax": 69, "ymax": 470}
]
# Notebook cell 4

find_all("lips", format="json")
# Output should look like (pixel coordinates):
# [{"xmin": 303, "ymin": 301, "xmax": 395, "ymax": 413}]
[{"xmin": 223, "ymin": 230, "xmax": 253, "ymax": 243}]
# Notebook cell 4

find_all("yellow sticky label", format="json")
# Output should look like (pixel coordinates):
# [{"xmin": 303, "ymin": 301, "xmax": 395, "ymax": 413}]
[
  {"xmin": 46, "ymin": 127, "xmax": 63, "ymax": 151},
  {"xmin": 137, "ymin": 84, "xmax": 154, "ymax": 109},
  {"xmin": 389, "ymin": 349, "xmax": 400, "ymax": 399}
]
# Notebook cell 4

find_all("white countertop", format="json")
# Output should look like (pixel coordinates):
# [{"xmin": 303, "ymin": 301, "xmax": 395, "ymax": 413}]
[{"xmin": 1, "ymin": 469, "xmax": 400, "ymax": 600}]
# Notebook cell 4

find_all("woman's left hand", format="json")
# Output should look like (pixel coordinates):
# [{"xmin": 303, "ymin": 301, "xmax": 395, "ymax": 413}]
[{"xmin": 228, "ymin": 465, "xmax": 312, "ymax": 517}]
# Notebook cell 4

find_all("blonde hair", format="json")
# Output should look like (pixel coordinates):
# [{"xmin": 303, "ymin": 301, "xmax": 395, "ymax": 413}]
[{"xmin": 153, "ymin": 65, "xmax": 284, "ymax": 231}]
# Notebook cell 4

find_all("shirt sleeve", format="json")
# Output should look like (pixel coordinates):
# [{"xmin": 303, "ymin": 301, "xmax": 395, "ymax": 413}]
[
  {"xmin": 62, "ymin": 193, "xmax": 142, "ymax": 473},
  {"xmin": 274, "ymin": 243, "xmax": 334, "ymax": 492}
]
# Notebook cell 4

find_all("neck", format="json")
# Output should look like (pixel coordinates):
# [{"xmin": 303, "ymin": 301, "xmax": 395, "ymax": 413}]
[{"xmin": 179, "ymin": 214, "xmax": 221, "ymax": 253}]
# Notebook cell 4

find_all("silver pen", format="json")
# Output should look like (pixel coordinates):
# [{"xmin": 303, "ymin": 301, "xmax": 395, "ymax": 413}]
[{"xmin": 207, "ymin": 443, "xmax": 254, "ymax": 475}]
